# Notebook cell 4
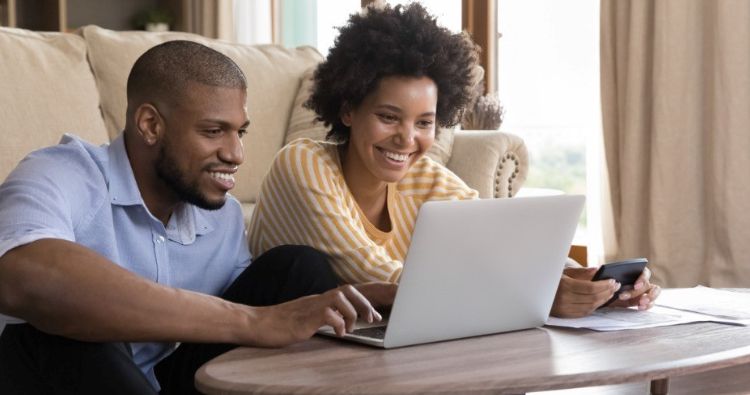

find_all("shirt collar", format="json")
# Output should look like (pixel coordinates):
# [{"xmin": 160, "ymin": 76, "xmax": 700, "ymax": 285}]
[
  {"xmin": 108, "ymin": 134, "xmax": 142, "ymax": 206},
  {"xmin": 107, "ymin": 133, "xmax": 215, "ymax": 244}
]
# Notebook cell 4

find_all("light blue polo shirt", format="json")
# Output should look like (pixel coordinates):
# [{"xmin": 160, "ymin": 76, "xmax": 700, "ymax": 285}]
[{"xmin": 0, "ymin": 133, "xmax": 252, "ymax": 389}]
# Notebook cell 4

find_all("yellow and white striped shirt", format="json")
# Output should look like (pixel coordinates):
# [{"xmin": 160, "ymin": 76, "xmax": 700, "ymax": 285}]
[{"xmin": 248, "ymin": 138, "xmax": 478, "ymax": 283}]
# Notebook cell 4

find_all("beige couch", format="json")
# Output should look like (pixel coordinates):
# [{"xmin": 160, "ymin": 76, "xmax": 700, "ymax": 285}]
[{"xmin": 0, "ymin": 25, "xmax": 528, "ymax": 331}]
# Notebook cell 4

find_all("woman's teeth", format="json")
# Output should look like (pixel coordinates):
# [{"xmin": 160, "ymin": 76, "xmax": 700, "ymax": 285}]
[{"xmin": 381, "ymin": 149, "xmax": 409, "ymax": 162}]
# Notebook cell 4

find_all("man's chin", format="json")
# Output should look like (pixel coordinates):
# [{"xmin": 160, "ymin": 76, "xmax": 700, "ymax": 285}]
[{"xmin": 186, "ymin": 194, "xmax": 227, "ymax": 211}]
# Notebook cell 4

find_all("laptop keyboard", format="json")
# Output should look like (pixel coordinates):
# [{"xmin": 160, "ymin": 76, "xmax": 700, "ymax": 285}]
[{"xmin": 351, "ymin": 326, "xmax": 387, "ymax": 340}]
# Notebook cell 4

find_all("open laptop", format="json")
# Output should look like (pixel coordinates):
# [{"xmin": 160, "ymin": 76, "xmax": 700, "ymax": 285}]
[{"xmin": 318, "ymin": 194, "xmax": 585, "ymax": 348}]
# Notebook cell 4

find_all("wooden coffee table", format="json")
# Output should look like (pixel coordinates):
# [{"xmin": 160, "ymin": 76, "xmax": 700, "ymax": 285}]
[{"xmin": 195, "ymin": 322, "xmax": 750, "ymax": 395}]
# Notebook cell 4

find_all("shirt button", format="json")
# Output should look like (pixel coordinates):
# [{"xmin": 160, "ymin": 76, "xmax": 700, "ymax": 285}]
[{"xmin": 157, "ymin": 236, "xmax": 165, "ymax": 243}]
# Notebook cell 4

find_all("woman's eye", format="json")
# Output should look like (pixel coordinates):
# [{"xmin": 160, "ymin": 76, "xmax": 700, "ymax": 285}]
[
  {"xmin": 377, "ymin": 113, "xmax": 398, "ymax": 123},
  {"xmin": 417, "ymin": 120, "xmax": 434, "ymax": 129}
]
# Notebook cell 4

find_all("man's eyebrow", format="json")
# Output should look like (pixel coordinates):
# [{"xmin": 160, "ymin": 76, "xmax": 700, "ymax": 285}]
[{"xmin": 199, "ymin": 119, "xmax": 251, "ymax": 128}]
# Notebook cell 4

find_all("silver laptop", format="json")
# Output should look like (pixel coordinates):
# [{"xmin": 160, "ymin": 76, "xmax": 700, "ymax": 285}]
[{"xmin": 318, "ymin": 195, "xmax": 585, "ymax": 348}]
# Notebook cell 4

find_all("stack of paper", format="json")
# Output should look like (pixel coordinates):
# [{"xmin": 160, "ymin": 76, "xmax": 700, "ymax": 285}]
[
  {"xmin": 545, "ymin": 286, "xmax": 750, "ymax": 331},
  {"xmin": 654, "ymin": 286, "xmax": 750, "ymax": 322}
]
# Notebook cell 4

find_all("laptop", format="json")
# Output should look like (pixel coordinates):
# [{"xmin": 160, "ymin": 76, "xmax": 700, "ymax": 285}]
[{"xmin": 318, "ymin": 194, "xmax": 585, "ymax": 348}]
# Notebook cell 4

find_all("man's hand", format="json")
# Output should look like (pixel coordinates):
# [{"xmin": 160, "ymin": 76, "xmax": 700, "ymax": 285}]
[
  {"xmin": 608, "ymin": 267, "xmax": 661, "ymax": 310},
  {"xmin": 550, "ymin": 267, "xmax": 620, "ymax": 318},
  {"xmin": 248, "ymin": 284, "xmax": 382, "ymax": 347}
]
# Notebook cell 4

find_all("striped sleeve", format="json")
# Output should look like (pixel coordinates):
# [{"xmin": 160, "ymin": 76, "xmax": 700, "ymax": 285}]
[
  {"xmin": 397, "ymin": 156, "xmax": 479, "ymax": 202},
  {"xmin": 248, "ymin": 140, "xmax": 402, "ymax": 283}
]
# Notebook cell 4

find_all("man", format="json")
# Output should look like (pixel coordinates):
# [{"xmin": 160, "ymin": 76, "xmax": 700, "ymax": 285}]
[{"xmin": 0, "ymin": 41, "xmax": 393, "ymax": 394}]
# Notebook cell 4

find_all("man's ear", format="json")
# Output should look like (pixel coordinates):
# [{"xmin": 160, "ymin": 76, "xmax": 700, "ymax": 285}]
[{"xmin": 134, "ymin": 103, "xmax": 163, "ymax": 146}]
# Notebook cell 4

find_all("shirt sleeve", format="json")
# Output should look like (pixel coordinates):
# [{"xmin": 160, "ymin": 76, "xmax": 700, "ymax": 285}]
[
  {"xmin": 0, "ymin": 143, "xmax": 103, "ymax": 258},
  {"xmin": 249, "ymin": 141, "xmax": 402, "ymax": 283}
]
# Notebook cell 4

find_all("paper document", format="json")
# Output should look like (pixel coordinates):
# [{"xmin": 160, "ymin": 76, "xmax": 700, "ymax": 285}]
[
  {"xmin": 546, "ymin": 305, "xmax": 743, "ymax": 331},
  {"xmin": 546, "ymin": 287, "xmax": 750, "ymax": 331},
  {"xmin": 655, "ymin": 286, "xmax": 750, "ymax": 320}
]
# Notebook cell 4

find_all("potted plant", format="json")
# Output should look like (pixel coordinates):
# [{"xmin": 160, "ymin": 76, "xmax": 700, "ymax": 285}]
[{"xmin": 133, "ymin": 8, "xmax": 173, "ymax": 32}]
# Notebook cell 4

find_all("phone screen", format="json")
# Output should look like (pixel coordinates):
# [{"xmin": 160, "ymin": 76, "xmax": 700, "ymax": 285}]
[{"xmin": 592, "ymin": 258, "xmax": 648, "ymax": 307}]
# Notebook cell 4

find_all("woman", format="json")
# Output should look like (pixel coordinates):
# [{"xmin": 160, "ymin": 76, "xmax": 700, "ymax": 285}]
[{"xmin": 249, "ymin": 3, "xmax": 659, "ymax": 317}]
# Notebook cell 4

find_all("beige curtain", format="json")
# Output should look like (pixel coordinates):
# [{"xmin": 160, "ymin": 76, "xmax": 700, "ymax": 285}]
[
  {"xmin": 174, "ymin": 0, "xmax": 235, "ymax": 40},
  {"xmin": 600, "ymin": 0, "xmax": 750, "ymax": 287}
]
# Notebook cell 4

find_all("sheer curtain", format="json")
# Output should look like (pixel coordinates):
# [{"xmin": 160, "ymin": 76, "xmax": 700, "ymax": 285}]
[
  {"xmin": 600, "ymin": 0, "xmax": 750, "ymax": 287},
  {"xmin": 177, "ymin": 0, "xmax": 235, "ymax": 40}
]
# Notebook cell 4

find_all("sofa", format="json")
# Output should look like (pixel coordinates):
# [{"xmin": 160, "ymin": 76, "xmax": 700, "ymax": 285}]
[{"xmin": 0, "ymin": 25, "xmax": 529, "ymax": 332}]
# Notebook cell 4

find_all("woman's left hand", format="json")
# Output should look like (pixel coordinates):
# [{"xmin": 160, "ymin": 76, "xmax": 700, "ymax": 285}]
[{"xmin": 608, "ymin": 267, "xmax": 661, "ymax": 310}]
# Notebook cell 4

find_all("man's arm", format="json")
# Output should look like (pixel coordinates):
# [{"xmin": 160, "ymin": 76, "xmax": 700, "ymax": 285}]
[{"xmin": 0, "ymin": 238, "xmax": 380, "ymax": 346}]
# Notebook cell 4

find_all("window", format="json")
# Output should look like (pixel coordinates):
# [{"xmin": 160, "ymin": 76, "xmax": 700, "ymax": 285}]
[
  {"xmin": 235, "ymin": 1, "xmax": 461, "ymax": 54},
  {"xmin": 235, "ymin": 0, "xmax": 360, "ymax": 55},
  {"xmin": 497, "ymin": 0, "xmax": 600, "ymax": 242}
]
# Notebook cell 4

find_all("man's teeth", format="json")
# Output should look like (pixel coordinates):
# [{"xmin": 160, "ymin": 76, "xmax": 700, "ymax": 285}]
[
  {"xmin": 382, "ymin": 150, "xmax": 409, "ymax": 162},
  {"xmin": 210, "ymin": 172, "xmax": 235, "ymax": 182}
]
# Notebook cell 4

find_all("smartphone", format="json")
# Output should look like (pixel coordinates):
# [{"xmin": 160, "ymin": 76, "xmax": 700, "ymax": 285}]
[{"xmin": 591, "ymin": 258, "xmax": 648, "ymax": 307}]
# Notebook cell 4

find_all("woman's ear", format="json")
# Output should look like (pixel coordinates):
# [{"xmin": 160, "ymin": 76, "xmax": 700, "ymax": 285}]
[
  {"xmin": 134, "ymin": 103, "xmax": 163, "ymax": 146},
  {"xmin": 340, "ymin": 103, "xmax": 353, "ymax": 127}
]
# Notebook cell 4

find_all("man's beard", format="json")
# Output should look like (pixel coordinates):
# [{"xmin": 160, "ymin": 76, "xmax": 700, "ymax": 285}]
[{"xmin": 155, "ymin": 144, "xmax": 226, "ymax": 211}]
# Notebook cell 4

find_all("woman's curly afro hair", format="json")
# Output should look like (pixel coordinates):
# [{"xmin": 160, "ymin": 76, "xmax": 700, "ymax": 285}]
[{"xmin": 305, "ymin": 2, "xmax": 480, "ymax": 143}]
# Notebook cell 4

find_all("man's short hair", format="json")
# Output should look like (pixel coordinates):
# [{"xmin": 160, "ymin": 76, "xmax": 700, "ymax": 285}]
[{"xmin": 126, "ymin": 40, "xmax": 246, "ymax": 109}]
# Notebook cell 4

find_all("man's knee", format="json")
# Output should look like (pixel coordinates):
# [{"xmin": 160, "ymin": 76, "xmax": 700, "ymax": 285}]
[
  {"xmin": 286, "ymin": 246, "xmax": 338, "ymax": 284},
  {"xmin": 258, "ymin": 245, "xmax": 339, "ymax": 296},
  {"xmin": 0, "ymin": 324, "xmax": 156, "ymax": 395}
]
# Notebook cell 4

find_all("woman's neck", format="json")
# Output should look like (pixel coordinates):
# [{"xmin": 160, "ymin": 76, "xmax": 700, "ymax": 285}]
[{"xmin": 340, "ymin": 144, "xmax": 391, "ymax": 232}]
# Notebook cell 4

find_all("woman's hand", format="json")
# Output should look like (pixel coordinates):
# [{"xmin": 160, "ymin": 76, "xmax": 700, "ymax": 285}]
[{"xmin": 608, "ymin": 267, "xmax": 661, "ymax": 310}]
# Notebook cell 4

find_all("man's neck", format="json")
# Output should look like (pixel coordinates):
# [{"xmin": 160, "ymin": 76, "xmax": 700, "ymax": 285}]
[{"xmin": 124, "ymin": 133, "xmax": 178, "ymax": 226}]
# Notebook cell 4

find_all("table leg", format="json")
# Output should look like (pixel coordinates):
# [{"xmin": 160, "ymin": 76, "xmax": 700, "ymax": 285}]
[{"xmin": 650, "ymin": 378, "xmax": 669, "ymax": 395}]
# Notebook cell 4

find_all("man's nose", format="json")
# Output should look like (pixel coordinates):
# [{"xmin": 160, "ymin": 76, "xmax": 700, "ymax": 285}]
[{"xmin": 219, "ymin": 132, "xmax": 244, "ymax": 165}]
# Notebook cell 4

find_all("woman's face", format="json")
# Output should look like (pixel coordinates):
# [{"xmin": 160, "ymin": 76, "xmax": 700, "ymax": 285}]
[{"xmin": 341, "ymin": 76, "xmax": 437, "ymax": 185}]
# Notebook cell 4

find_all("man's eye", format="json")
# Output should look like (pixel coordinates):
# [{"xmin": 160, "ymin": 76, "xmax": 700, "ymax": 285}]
[
  {"xmin": 238, "ymin": 129, "xmax": 248, "ymax": 138},
  {"xmin": 206, "ymin": 129, "xmax": 222, "ymax": 135}
]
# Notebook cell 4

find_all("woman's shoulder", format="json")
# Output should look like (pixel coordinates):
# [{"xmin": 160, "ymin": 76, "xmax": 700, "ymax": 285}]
[
  {"xmin": 405, "ymin": 154, "xmax": 459, "ymax": 180},
  {"xmin": 272, "ymin": 138, "xmax": 342, "ymax": 181},
  {"xmin": 279, "ymin": 138, "xmax": 339, "ymax": 162},
  {"xmin": 398, "ymin": 154, "xmax": 478, "ymax": 198}
]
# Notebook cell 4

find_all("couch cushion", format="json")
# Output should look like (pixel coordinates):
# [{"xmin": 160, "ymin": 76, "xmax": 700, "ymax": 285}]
[
  {"xmin": 0, "ymin": 27, "xmax": 109, "ymax": 182},
  {"xmin": 81, "ymin": 25, "xmax": 323, "ymax": 203},
  {"xmin": 284, "ymin": 66, "xmax": 455, "ymax": 166}
]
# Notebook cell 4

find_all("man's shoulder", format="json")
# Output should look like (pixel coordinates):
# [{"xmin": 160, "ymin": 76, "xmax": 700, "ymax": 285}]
[{"xmin": 15, "ymin": 134, "xmax": 109, "ymax": 179}]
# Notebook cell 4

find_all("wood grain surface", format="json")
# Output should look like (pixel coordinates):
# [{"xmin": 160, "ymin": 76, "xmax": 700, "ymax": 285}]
[{"xmin": 195, "ymin": 323, "xmax": 750, "ymax": 395}]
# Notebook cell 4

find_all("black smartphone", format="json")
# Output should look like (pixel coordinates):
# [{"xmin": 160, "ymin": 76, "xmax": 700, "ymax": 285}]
[{"xmin": 591, "ymin": 258, "xmax": 648, "ymax": 307}]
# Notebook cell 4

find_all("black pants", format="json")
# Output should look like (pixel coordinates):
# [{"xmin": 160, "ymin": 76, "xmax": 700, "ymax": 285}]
[{"xmin": 0, "ymin": 245, "xmax": 339, "ymax": 395}]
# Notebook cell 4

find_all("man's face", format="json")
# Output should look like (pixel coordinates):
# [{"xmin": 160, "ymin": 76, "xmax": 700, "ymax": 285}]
[{"xmin": 155, "ymin": 82, "xmax": 249, "ymax": 210}]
